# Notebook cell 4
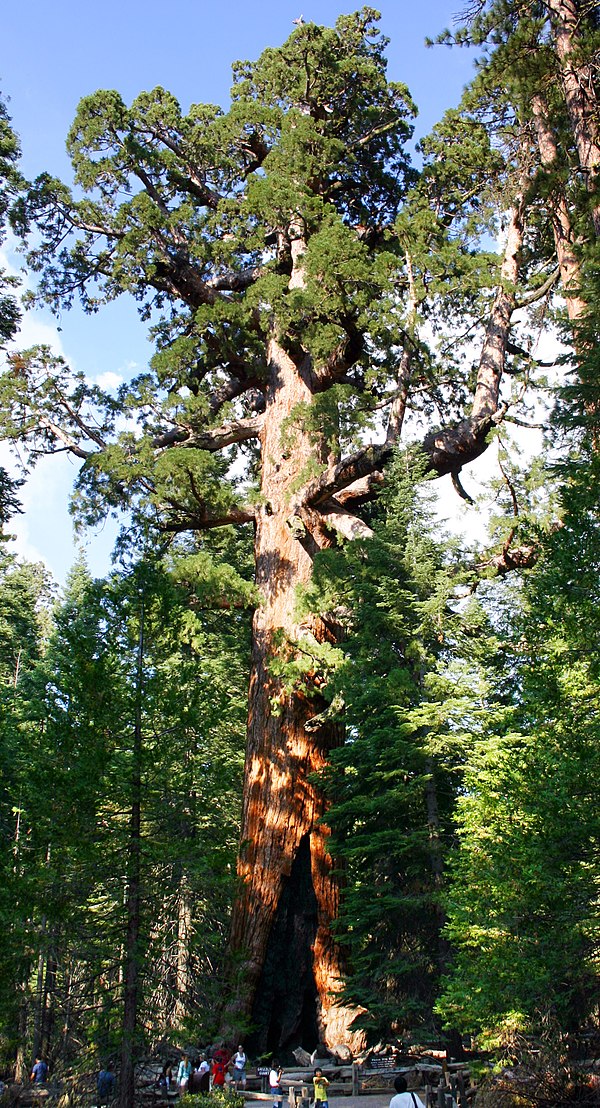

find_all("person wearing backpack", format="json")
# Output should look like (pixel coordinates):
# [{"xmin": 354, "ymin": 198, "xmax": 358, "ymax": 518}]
[{"xmin": 389, "ymin": 1075, "xmax": 423, "ymax": 1108}]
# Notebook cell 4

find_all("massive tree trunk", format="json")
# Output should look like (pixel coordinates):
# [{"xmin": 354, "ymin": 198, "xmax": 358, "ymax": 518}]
[
  {"xmin": 224, "ymin": 319, "xmax": 362, "ymax": 1051},
  {"xmin": 224, "ymin": 175, "xmax": 532, "ymax": 1049}
]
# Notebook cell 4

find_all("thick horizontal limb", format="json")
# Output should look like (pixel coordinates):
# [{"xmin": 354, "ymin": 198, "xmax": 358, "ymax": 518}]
[
  {"xmin": 160, "ymin": 505, "xmax": 256, "ymax": 531},
  {"xmin": 152, "ymin": 413, "xmax": 264, "ymax": 451}
]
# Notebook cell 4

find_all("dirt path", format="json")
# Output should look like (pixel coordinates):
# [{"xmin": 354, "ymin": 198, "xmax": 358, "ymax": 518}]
[
  {"xmin": 247, "ymin": 1097, "xmax": 425, "ymax": 1108},
  {"xmin": 329, "ymin": 1096, "xmax": 425, "ymax": 1108}
]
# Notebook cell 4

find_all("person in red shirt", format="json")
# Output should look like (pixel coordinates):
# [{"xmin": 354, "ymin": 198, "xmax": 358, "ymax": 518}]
[{"xmin": 211, "ymin": 1052, "xmax": 228, "ymax": 1089}]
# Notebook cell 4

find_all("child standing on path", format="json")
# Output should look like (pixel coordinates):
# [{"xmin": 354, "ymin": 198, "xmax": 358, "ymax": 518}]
[{"xmin": 313, "ymin": 1068, "xmax": 329, "ymax": 1108}]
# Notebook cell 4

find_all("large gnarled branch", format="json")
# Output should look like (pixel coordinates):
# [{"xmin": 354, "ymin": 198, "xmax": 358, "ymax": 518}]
[
  {"xmin": 152, "ymin": 413, "xmax": 264, "ymax": 451},
  {"xmin": 287, "ymin": 173, "xmax": 529, "ymax": 540},
  {"xmin": 423, "ymin": 174, "xmax": 528, "ymax": 476}
]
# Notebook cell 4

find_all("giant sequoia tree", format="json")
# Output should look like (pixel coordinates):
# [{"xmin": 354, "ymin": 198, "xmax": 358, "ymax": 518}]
[{"xmin": 2, "ymin": 9, "xmax": 555, "ymax": 1049}]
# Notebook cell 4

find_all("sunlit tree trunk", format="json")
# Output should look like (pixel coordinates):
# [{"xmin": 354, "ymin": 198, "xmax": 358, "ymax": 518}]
[
  {"xmin": 225, "ymin": 280, "xmax": 363, "ymax": 1049},
  {"xmin": 547, "ymin": 0, "xmax": 600, "ymax": 236},
  {"xmin": 173, "ymin": 872, "xmax": 192, "ymax": 1027},
  {"xmin": 531, "ymin": 91, "xmax": 587, "ymax": 322}
]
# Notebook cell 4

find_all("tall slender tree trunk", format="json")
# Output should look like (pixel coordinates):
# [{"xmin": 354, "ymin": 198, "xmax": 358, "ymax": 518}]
[
  {"xmin": 173, "ymin": 872, "xmax": 192, "ymax": 1027},
  {"xmin": 32, "ymin": 861, "xmax": 51, "ymax": 1064},
  {"xmin": 32, "ymin": 941, "xmax": 46, "ymax": 1063},
  {"xmin": 531, "ymin": 90, "xmax": 587, "ymax": 322},
  {"xmin": 15, "ymin": 995, "xmax": 29, "ymax": 1083},
  {"xmin": 119, "ymin": 599, "xmax": 144, "ymax": 1108},
  {"xmin": 41, "ymin": 945, "xmax": 57, "ymax": 1060},
  {"xmin": 547, "ymin": 0, "xmax": 600, "ymax": 236},
  {"xmin": 61, "ymin": 960, "xmax": 72, "ymax": 1061}
]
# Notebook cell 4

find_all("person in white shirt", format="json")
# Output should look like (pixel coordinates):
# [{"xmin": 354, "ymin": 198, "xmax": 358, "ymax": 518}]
[
  {"xmin": 389, "ymin": 1074, "xmax": 422, "ymax": 1108},
  {"xmin": 269, "ymin": 1061, "xmax": 283, "ymax": 1108},
  {"xmin": 232, "ymin": 1046, "xmax": 247, "ymax": 1090}
]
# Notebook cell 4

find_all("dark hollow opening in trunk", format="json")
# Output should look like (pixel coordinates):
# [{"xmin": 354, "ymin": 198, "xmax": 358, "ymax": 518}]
[{"xmin": 248, "ymin": 833, "xmax": 320, "ymax": 1056}]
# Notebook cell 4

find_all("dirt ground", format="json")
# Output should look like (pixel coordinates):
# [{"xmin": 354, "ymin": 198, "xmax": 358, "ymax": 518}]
[
  {"xmin": 252, "ymin": 1097, "xmax": 426, "ymax": 1108},
  {"xmin": 328, "ymin": 1097, "xmax": 425, "ymax": 1108}
]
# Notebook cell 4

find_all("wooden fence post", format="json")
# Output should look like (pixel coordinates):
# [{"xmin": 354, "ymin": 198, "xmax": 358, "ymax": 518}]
[{"xmin": 351, "ymin": 1065, "xmax": 360, "ymax": 1097}]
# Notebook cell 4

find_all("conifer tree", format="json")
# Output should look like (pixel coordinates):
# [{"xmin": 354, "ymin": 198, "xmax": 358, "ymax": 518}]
[
  {"xmin": 302, "ymin": 461, "xmax": 468, "ymax": 1044},
  {"xmin": 435, "ymin": 0, "xmax": 600, "ymax": 417},
  {"xmin": 0, "ymin": 11, "xmax": 556, "ymax": 1046},
  {"xmin": 0, "ymin": 546, "xmax": 249, "ymax": 1084},
  {"xmin": 437, "ymin": 455, "xmax": 600, "ymax": 1042},
  {"xmin": 0, "ymin": 550, "xmax": 54, "ymax": 1069},
  {"xmin": 0, "ymin": 94, "xmax": 22, "ymax": 345}
]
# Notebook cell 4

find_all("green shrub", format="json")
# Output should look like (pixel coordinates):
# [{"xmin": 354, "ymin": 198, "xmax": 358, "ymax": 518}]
[{"xmin": 184, "ymin": 1091, "xmax": 245, "ymax": 1108}]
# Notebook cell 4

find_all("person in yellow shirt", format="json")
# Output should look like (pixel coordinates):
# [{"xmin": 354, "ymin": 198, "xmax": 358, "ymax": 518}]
[{"xmin": 313, "ymin": 1068, "xmax": 329, "ymax": 1108}]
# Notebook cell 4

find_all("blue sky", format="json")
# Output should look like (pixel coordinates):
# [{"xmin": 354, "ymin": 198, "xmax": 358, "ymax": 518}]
[{"xmin": 1, "ymin": 1, "xmax": 480, "ymax": 585}]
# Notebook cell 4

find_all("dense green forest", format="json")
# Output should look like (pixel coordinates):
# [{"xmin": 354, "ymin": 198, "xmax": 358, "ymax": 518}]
[{"xmin": 1, "ymin": 2, "xmax": 600, "ymax": 1105}]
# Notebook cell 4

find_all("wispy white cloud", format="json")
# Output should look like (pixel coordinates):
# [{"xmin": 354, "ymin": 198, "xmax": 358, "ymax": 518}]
[{"xmin": 93, "ymin": 370, "xmax": 124, "ymax": 391}]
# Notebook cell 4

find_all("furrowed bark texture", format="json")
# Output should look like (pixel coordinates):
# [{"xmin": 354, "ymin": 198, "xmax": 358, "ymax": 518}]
[
  {"xmin": 224, "ymin": 335, "xmax": 360, "ymax": 1052},
  {"xmin": 531, "ymin": 92, "xmax": 587, "ymax": 323},
  {"xmin": 547, "ymin": 0, "xmax": 600, "ymax": 237}
]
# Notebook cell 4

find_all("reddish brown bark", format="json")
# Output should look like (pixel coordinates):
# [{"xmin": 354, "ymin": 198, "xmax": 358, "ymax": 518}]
[
  {"xmin": 531, "ymin": 91, "xmax": 587, "ymax": 322},
  {"xmin": 546, "ymin": 0, "xmax": 600, "ymax": 237},
  {"xmin": 224, "ymin": 332, "xmax": 363, "ymax": 1051},
  {"xmin": 530, "ymin": 86, "xmax": 600, "ymax": 440}
]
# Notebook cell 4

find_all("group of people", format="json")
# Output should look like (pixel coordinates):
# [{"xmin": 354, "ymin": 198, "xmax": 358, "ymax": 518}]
[
  {"xmin": 269, "ymin": 1063, "xmax": 423, "ymax": 1108},
  {"xmin": 97, "ymin": 1049, "xmax": 423, "ymax": 1108},
  {"xmin": 171, "ymin": 1045, "xmax": 248, "ymax": 1096},
  {"xmin": 269, "ymin": 1062, "xmax": 330, "ymax": 1108}
]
